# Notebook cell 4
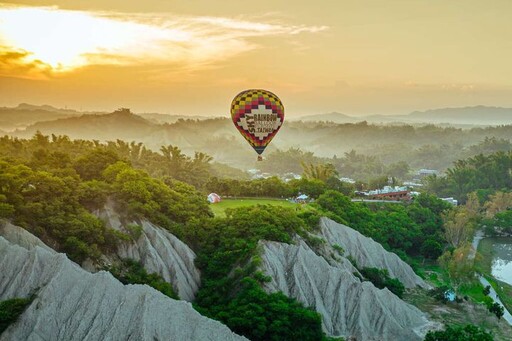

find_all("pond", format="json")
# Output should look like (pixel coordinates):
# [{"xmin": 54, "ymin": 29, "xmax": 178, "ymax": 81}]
[{"xmin": 490, "ymin": 237, "xmax": 512, "ymax": 285}]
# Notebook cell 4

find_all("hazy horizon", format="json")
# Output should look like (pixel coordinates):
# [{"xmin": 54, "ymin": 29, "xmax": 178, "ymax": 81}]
[{"xmin": 2, "ymin": 1, "xmax": 512, "ymax": 116}]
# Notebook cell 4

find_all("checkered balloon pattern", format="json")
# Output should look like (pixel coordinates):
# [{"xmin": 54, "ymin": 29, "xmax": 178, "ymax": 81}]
[{"xmin": 230, "ymin": 89, "xmax": 284, "ymax": 155}]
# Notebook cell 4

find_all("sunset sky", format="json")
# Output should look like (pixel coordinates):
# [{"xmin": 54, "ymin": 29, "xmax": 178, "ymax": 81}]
[{"xmin": 1, "ymin": 1, "xmax": 511, "ymax": 116}]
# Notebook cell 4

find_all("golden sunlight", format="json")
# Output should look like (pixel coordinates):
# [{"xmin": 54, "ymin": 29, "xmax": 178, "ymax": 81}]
[
  {"xmin": 0, "ymin": 6, "xmax": 190, "ymax": 72},
  {"xmin": 0, "ymin": 4, "xmax": 326, "ymax": 77}
]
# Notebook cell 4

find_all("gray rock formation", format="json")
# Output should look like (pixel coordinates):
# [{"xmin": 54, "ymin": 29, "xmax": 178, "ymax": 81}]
[
  {"xmin": 260, "ymin": 240, "xmax": 432, "ymax": 341},
  {"xmin": 0, "ymin": 221, "xmax": 53, "ymax": 252},
  {"xmin": 319, "ymin": 217, "xmax": 428, "ymax": 289},
  {"xmin": 0, "ymin": 236, "xmax": 246, "ymax": 341},
  {"xmin": 98, "ymin": 206, "xmax": 201, "ymax": 301}
]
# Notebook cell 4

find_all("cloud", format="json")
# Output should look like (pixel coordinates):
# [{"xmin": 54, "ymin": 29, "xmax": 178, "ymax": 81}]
[
  {"xmin": 0, "ymin": 4, "xmax": 327, "ymax": 79},
  {"xmin": 0, "ymin": 47, "xmax": 53, "ymax": 79}
]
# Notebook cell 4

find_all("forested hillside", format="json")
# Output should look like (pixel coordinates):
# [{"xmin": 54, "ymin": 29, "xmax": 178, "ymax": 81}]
[
  {"xmin": 2, "ymin": 133, "xmax": 510, "ymax": 340},
  {"xmin": 425, "ymin": 150, "xmax": 512, "ymax": 202},
  {"xmin": 10, "ymin": 109, "xmax": 512, "ymax": 173}
]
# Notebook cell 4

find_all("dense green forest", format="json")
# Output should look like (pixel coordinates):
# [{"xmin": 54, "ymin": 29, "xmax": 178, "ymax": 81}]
[
  {"xmin": 258, "ymin": 136, "xmax": 512, "ymax": 183},
  {"xmin": 0, "ymin": 134, "xmax": 336, "ymax": 340},
  {"xmin": 313, "ymin": 191, "xmax": 451, "ymax": 262},
  {"xmin": 2, "ymin": 133, "xmax": 506, "ymax": 340},
  {"xmin": 424, "ymin": 150, "xmax": 512, "ymax": 203}
]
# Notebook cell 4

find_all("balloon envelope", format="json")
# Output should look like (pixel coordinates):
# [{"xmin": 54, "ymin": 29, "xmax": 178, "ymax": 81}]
[{"xmin": 230, "ymin": 89, "xmax": 284, "ymax": 155}]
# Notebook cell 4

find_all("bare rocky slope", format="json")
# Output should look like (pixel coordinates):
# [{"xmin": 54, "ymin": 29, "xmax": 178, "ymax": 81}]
[
  {"xmin": 0, "ymin": 221, "xmax": 53, "ymax": 252},
  {"xmin": 260, "ymin": 239, "xmax": 434, "ymax": 340},
  {"xmin": 0, "ymin": 234, "xmax": 246, "ymax": 341},
  {"xmin": 318, "ymin": 217, "xmax": 428, "ymax": 289},
  {"xmin": 96, "ymin": 205, "xmax": 201, "ymax": 301}
]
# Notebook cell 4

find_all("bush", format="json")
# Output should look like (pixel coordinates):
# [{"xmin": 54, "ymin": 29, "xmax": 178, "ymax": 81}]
[
  {"xmin": 359, "ymin": 267, "xmax": 405, "ymax": 298},
  {"xmin": 0, "ymin": 297, "xmax": 33, "ymax": 333},
  {"xmin": 424, "ymin": 324, "xmax": 493, "ymax": 341},
  {"xmin": 421, "ymin": 239, "xmax": 444, "ymax": 259},
  {"xmin": 203, "ymin": 277, "xmax": 325, "ymax": 341},
  {"xmin": 487, "ymin": 302, "xmax": 504, "ymax": 320},
  {"xmin": 429, "ymin": 285, "xmax": 451, "ymax": 303},
  {"xmin": 107, "ymin": 259, "xmax": 178, "ymax": 299}
]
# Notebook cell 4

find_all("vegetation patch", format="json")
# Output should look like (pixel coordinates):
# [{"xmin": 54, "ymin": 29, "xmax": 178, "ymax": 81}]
[
  {"xmin": 0, "ymin": 297, "xmax": 33, "ymax": 334},
  {"xmin": 209, "ymin": 198, "xmax": 298, "ymax": 218},
  {"xmin": 475, "ymin": 238, "xmax": 512, "ymax": 314},
  {"xmin": 191, "ymin": 205, "xmax": 334, "ymax": 341},
  {"xmin": 106, "ymin": 259, "xmax": 178, "ymax": 299},
  {"xmin": 314, "ymin": 190, "xmax": 451, "ymax": 264},
  {"xmin": 424, "ymin": 324, "xmax": 493, "ymax": 341},
  {"xmin": 359, "ymin": 267, "xmax": 405, "ymax": 298}
]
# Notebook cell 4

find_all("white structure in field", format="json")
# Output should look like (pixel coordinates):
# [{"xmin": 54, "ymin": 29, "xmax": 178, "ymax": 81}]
[
  {"xmin": 417, "ymin": 169, "xmax": 438, "ymax": 177},
  {"xmin": 440, "ymin": 197, "xmax": 458, "ymax": 206},
  {"xmin": 207, "ymin": 193, "xmax": 222, "ymax": 204}
]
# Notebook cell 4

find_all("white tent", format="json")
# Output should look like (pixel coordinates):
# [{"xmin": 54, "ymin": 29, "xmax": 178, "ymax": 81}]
[
  {"xmin": 296, "ymin": 194, "xmax": 309, "ymax": 200},
  {"xmin": 207, "ymin": 193, "xmax": 221, "ymax": 203}
]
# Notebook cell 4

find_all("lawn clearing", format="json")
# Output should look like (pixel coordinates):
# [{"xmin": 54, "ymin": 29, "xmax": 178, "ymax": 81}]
[{"xmin": 210, "ymin": 198, "xmax": 299, "ymax": 217}]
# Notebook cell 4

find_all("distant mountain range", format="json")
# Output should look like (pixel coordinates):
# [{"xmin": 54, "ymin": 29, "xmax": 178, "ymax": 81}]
[
  {"xmin": 4, "ymin": 104, "xmax": 512, "ymax": 170},
  {"xmin": 139, "ymin": 113, "xmax": 210, "ymax": 124},
  {"xmin": 0, "ymin": 103, "xmax": 81, "ymax": 131},
  {"xmin": 297, "ymin": 106, "xmax": 512, "ymax": 126},
  {"xmin": 16, "ymin": 108, "xmax": 158, "ymax": 142},
  {"xmin": 0, "ymin": 104, "xmax": 212, "ymax": 131}
]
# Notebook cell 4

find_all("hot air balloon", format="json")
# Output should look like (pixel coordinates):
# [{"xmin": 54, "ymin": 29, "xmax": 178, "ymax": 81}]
[{"xmin": 230, "ymin": 89, "xmax": 284, "ymax": 161}]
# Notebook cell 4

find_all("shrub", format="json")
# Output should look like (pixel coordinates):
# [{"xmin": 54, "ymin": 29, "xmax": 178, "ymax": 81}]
[
  {"xmin": 0, "ymin": 297, "xmax": 33, "ymax": 333},
  {"xmin": 424, "ymin": 324, "xmax": 493, "ymax": 341}
]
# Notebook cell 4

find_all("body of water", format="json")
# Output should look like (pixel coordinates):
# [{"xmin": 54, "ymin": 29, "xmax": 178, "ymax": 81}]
[{"xmin": 490, "ymin": 237, "xmax": 512, "ymax": 285}]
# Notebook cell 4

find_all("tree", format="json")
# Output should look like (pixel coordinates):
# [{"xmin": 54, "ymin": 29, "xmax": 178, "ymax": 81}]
[
  {"xmin": 325, "ymin": 177, "xmax": 355, "ymax": 197},
  {"xmin": 493, "ymin": 210, "xmax": 512, "ymax": 234},
  {"xmin": 289, "ymin": 178, "xmax": 327, "ymax": 199},
  {"xmin": 488, "ymin": 302, "xmax": 505, "ymax": 320},
  {"xmin": 301, "ymin": 162, "xmax": 337, "ymax": 182},
  {"xmin": 385, "ymin": 161, "xmax": 410, "ymax": 179},
  {"xmin": 465, "ymin": 192, "xmax": 481, "ymax": 219},
  {"xmin": 438, "ymin": 243, "xmax": 474, "ymax": 288},
  {"xmin": 443, "ymin": 207, "xmax": 475, "ymax": 248},
  {"xmin": 420, "ymin": 239, "xmax": 444, "ymax": 259},
  {"xmin": 368, "ymin": 175, "xmax": 389, "ymax": 190},
  {"xmin": 424, "ymin": 324, "xmax": 493, "ymax": 341},
  {"xmin": 74, "ymin": 149, "xmax": 121, "ymax": 180},
  {"xmin": 359, "ymin": 267, "xmax": 405, "ymax": 298},
  {"xmin": 485, "ymin": 191, "xmax": 512, "ymax": 218}
]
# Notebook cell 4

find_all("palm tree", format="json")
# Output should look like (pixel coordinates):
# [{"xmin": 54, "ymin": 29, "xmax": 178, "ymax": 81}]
[{"xmin": 301, "ymin": 162, "xmax": 337, "ymax": 182}]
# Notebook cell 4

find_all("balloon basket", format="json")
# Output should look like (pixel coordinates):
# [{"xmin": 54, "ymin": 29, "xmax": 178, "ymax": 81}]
[{"xmin": 257, "ymin": 155, "xmax": 263, "ymax": 161}]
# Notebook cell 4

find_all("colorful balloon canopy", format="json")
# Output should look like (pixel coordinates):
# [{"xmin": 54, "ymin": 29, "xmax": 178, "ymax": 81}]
[{"xmin": 230, "ymin": 89, "xmax": 284, "ymax": 157}]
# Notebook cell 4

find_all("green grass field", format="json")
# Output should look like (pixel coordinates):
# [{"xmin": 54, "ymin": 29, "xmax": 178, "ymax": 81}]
[{"xmin": 210, "ymin": 198, "xmax": 299, "ymax": 217}]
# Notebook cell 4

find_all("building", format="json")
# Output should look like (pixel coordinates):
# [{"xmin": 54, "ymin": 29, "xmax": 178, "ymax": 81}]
[
  {"xmin": 417, "ymin": 169, "xmax": 438, "ymax": 177},
  {"xmin": 359, "ymin": 186, "xmax": 412, "ymax": 201},
  {"xmin": 440, "ymin": 197, "xmax": 458, "ymax": 206}
]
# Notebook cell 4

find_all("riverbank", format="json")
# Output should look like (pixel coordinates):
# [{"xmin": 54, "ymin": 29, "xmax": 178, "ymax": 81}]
[{"xmin": 475, "ymin": 237, "xmax": 512, "ymax": 318}]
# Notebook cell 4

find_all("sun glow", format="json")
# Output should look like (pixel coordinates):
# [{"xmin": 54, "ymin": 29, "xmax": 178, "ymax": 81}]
[
  {"xmin": 0, "ymin": 4, "xmax": 326, "ymax": 78},
  {"xmin": 0, "ymin": 6, "xmax": 191, "ymax": 72}
]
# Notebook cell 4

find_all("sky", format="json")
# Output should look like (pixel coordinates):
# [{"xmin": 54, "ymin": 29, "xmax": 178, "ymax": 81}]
[{"xmin": 1, "ymin": 0, "xmax": 512, "ymax": 116}]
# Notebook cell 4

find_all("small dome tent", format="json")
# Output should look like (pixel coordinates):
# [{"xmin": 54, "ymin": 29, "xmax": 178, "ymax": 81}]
[{"xmin": 207, "ymin": 193, "xmax": 221, "ymax": 204}]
